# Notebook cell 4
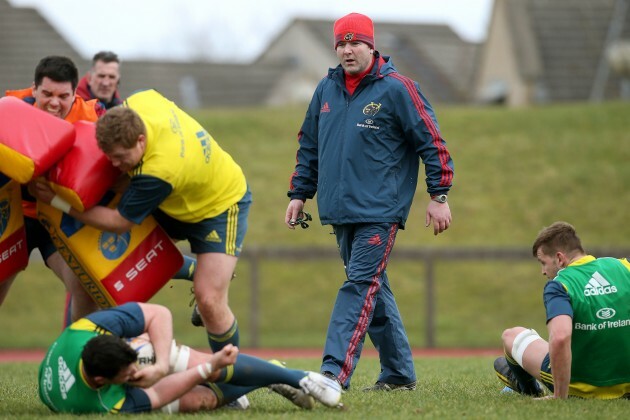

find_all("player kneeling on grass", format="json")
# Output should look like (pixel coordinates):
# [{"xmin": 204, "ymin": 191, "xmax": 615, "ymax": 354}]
[
  {"xmin": 494, "ymin": 222, "xmax": 630, "ymax": 399},
  {"xmin": 38, "ymin": 302, "xmax": 342, "ymax": 414}
]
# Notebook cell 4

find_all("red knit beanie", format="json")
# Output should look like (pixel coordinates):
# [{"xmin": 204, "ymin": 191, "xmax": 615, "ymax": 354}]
[{"xmin": 333, "ymin": 13, "xmax": 375, "ymax": 50}]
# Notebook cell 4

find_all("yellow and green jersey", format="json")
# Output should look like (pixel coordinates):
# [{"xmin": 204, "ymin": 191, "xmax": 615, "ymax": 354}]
[
  {"xmin": 549, "ymin": 256, "xmax": 630, "ymax": 398},
  {"xmin": 38, "ymin": 303, "xmax": 146, "ymax": 413}
]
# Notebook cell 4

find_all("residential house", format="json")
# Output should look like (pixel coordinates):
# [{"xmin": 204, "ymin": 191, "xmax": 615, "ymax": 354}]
[{"xmin": 475, "ymin": 0, "xmax": 630, "ymax": 106}]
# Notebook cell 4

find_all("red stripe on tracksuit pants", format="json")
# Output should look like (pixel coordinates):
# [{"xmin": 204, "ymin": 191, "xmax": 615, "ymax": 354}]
[{"xmin": 337, "ymin": 223, "xmax": 398, "ymax": 385}]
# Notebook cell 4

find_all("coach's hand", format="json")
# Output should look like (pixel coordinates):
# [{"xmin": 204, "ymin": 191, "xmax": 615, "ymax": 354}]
[
  {"xmin": 285, "ymin": 199, "xmax": 305, "ymax": 229},
  {"xmin": 425, "ymin": 200, "xmax": 452, "ymax": 236}
]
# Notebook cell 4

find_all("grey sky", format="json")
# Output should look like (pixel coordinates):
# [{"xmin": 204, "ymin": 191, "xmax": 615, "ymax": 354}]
[{"xmin": 9, "ymin": 0, "xmax": 494, "ymax": 62}]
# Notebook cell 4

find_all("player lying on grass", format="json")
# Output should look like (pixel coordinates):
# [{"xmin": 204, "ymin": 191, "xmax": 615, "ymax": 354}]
[
  {"xmin": 38, "ymin": 302, "xmax": 342, "ymax": 413},
  {"xmin": 494, "ymin": 221, "xmax": 630, "ymax": 399}
]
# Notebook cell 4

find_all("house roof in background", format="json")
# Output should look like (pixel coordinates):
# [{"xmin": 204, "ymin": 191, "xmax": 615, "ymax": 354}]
[
  {"xmin": 510, "ymin": 0, "xmax": 630, "ymax": 101},
  {"xmin": 267, "ymin": 18, "xmax": 480, "ymax": 103}
]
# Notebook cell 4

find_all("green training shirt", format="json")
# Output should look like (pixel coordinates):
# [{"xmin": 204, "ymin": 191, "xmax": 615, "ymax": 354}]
[
  {"xmin": 38, "ymin": 303, "xmax": 145, "ymax": 413},
  {"xmin": 554, "ymin": 256, "xmax": 630, "ymax": 387}
]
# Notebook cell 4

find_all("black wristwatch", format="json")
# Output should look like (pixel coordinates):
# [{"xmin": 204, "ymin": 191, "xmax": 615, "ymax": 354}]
[{"xmin": 431, "ymin": 194, "xmax": 448, "ymax": 203}]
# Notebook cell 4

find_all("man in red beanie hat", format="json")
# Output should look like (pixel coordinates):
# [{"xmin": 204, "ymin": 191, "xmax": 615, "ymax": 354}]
[
  {"xmin": 285, "ymin": 12, "xmax": 454, "ymax": 392},
  {"xmin": 333, "ymin": 12, "xmax": 375, "ymax": 50}
]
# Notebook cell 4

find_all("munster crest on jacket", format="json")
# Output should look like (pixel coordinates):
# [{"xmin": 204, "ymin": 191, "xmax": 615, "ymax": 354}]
[{"xmin": 363, "ymin": 102, "xmax": 381, "ymax": 117}]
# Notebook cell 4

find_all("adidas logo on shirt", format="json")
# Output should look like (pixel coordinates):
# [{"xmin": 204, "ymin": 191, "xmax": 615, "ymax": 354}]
[
  {"xmin": 58, "ymin": 357, "xmax": 76, "ymax": 399},
  {"xmin": 583, "ymin": 271, "xmax": 618, "ymax": 296}
]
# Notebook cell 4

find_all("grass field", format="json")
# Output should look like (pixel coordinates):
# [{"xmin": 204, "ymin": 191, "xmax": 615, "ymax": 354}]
[
  {"xmin": 1, "ymin": 101, "xmax": 629, "ymax": 349},
  {"xmin": 0, "ymin": 102, "xmax": 629, "ymax": 416},
  {"xmin": 1, "ymin": 357, "xmax": 628, "ymax": 419}
]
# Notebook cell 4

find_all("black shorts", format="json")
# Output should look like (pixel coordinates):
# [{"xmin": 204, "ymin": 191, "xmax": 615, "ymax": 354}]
[{"xmin": 25, "ymin": 216, "xmax": 56, "ymax": 260}]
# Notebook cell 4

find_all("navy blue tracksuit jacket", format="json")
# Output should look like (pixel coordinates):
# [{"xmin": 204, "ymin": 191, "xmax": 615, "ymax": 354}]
[{"xmin": 288, "ymin": 54, "xmax": 454, "ymax": 227}]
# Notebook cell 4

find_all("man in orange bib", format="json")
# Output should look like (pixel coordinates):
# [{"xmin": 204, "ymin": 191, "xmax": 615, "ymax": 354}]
[{"xmin": 1, "ymin": 56, "xmax": 104, "ymax": 320}]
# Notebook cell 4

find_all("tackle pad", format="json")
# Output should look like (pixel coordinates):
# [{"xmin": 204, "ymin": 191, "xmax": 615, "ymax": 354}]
[
  {"xmin": 0, "ymin": 97, "xmax": 74, "ymax": 183},
  {"xmin": 0, "ymin": 174, "xmax": 28, "ymax": 282},
  {"xmin": 37, "ymin": 193, "xmax": 183, "ymax": 308},
  {"xmin": 46, "ymin": 121, "xmax": 121, "ymax": 212}
]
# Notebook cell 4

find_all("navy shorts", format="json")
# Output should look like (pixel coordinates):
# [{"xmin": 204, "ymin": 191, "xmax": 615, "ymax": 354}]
[
  {"xmin": 539, "ymin": 353, "xmax": 554, "ymax": 393},
  {"xmin": 153, "ymin": 189, "xmax": 251, "ymax": 256},
  {"xmin": 25, "ymin": 216, "xmax": 57, "ymax": 260},
  {"xmin": 119, "ymin": 387, "xmax": 152, "ymax": 413}
]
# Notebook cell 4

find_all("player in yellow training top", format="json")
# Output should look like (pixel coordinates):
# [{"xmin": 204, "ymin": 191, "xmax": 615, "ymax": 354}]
[{"xmin": 34, "ymin": 89, "xmax": 251, "ymax": 358}]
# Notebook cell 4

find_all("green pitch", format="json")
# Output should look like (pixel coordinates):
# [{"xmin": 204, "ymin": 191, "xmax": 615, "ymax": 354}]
[
  {"xmin": 1, "ymin": 101, "xmax": 630, "ymax": 351},
  {"xmin": 0, "ymin": 357, "xmax": 627, "ymax": 419}
]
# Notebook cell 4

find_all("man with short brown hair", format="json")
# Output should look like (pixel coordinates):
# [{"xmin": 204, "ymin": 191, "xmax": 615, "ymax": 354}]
[
  {"xmin": 495, "ymin": 221, "xmax": 630, "ymax": 399},
  {"xmin": 2, "ymin": 55, "xmax": 104, "ymax": 319},
  {"xmin": 33, "ymin": 89, "xmax": 252, "ymax": 367},
  {"xmin": 76, "ymin": 51, "xmax": 122, "ymax": 109}
]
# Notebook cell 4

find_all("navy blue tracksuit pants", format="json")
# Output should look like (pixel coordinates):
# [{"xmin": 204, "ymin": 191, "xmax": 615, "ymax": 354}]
[{"xmin": 321, "ymin": 223, "xmax": 416, "ymax": 388}]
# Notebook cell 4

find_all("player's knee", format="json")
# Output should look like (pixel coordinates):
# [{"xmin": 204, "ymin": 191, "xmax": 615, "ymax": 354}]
[
  {"xmin": 178, "ymin": 386, "xmax": 218, "ymax": 412},
  {"xmin": 511, "ymin": 328, "xmax": 542, "ymax": 367},
  {"xmin": 501, "ymin": 327, "xmax": 527, "ymax": 351},
  {"xmin": 196, "ymin": 294, "xmax": 227, "ymax": 314},
  {"xmin": 197, "ymin": 390, "xmax": 219, "ymax": 411}
]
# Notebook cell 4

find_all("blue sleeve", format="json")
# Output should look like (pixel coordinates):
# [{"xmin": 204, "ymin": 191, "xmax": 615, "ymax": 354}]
[
  {"xmin": 393, "ymin": 78, "xmax": 454, "ymax": 195},
  {"xmin": 117, "ymin": 175, "xmax": 172, "ymax": 224},
  {"xmin": 288, "ymin": 83, "xmax": 322, "ymax": 201},
  {"xmin": 543, "ymin": 280, "xmax": 573, "ymax": 323},
  {"xmin": 85, "ymin": 302, "xmax": 145, "ymax": 338}
]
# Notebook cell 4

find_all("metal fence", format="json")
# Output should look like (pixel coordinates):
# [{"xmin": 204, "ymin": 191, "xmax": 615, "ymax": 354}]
[{"xmin": 240, "ymin": 246, "xmax": 630, "ymax": 348}]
